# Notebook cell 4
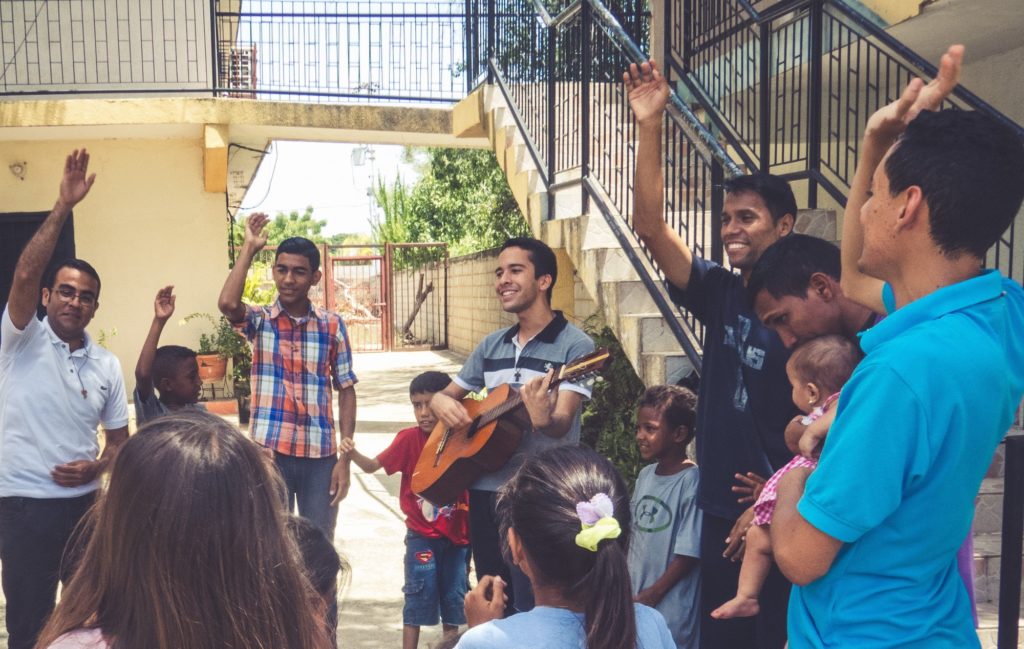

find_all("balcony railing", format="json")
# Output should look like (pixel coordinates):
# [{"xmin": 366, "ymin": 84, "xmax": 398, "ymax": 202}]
[{"xmin": 1, "ymin": 0, "xmax": 471, "ymax": 103}]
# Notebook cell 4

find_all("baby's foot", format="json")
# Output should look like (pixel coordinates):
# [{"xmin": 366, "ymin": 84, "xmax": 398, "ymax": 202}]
[{"xmin": 711, "ymin": 596, "xmax": 760, "ymax": 619}]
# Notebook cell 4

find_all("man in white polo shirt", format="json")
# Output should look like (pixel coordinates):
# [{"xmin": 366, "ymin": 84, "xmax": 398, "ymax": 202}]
[{"xmin": 0, "ymin": 149, "xmax": 129, "ymax": 649}]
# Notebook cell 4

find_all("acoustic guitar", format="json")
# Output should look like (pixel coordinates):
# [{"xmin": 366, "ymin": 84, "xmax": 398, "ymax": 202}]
[{"xmin": 412, "ymin": 348, "xmax": 611, "ymax": 506}]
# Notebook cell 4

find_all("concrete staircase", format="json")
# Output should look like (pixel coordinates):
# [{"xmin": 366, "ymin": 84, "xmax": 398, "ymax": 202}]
[{"xmin": 455, "ymin": 84, "xmax": 698, "ymax": 387}]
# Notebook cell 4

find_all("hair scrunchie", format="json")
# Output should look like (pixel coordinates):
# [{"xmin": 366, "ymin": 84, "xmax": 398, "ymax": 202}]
[{"xmin": 574, "ymin": 493, "xmax": 622, "ymax": 551}]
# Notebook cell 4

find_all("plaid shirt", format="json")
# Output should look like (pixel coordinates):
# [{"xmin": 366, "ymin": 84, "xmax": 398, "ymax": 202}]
[{"xmin": 235, "ymin": 300, "xmax": 357, "ymax": 457}]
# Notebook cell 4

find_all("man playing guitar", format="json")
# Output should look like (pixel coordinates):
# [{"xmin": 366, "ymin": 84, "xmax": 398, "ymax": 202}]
[{"xmin": 430, "ymin": 237, "xmax": 595, "ymax": 615}]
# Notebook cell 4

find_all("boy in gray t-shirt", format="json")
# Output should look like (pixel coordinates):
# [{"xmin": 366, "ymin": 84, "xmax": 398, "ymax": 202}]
[{"xmin": 629, "ymin": 385, "xmax": 702, "ymax": 649}]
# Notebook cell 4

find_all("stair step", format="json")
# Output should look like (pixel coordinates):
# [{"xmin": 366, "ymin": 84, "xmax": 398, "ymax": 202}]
[
  {"xmin": 975, "ymin": 600, "xmax": 1023, "ymax": 649},
  {"xmin": 641, "ymin": 351, "xmax": 696, "ymax": 385},
  {"xmin": 620, "ymin": 313, "xmax": 685, "ymax": 354},
  {"xmin": 973, "ymin": 531, "xmax": 1024, "ymax": 605}
]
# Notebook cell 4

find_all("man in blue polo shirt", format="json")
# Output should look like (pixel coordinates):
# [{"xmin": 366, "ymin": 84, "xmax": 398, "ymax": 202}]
[
  {"xmin": 430, "ymin": 237, "xmax": 594, "ymax": 614},
  {"xmin": 770, "ymin": 45, "xmax": 1024, "ymax": 647}
]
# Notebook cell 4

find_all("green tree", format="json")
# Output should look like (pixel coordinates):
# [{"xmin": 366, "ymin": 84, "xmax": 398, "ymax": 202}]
[
  {"xmin": 370, "ymin": 175, "xmax": 414, "ymax": 244},
  {"xmin": 580, "ymin": 317, "xmax": 647, "ymax": 489},
  {"xmin": 406, "ymin": 148, "xmax": 529, "ymax": 255},
  {"xmin": 231, "ymin": 206, "xmax": 328, "ymax": 249}
]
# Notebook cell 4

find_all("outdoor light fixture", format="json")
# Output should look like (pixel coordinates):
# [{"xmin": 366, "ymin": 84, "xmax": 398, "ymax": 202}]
[{"xmin": 9, "ymin": 162, "xmax": 26, "ymax": 180}]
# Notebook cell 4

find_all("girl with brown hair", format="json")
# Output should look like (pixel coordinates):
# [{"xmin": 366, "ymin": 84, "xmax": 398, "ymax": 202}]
[{"xmin": 35, "ymin": 410, "xmax": 334, "ymax": 649}]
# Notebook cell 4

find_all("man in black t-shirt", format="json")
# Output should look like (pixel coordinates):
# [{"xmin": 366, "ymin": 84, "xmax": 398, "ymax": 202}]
[{"xmin": 626, "ymin": 61, "xmax": 798, "ymax": 649}]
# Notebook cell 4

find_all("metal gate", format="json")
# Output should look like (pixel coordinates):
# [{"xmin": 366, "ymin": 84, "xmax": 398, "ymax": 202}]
[{"xmin": 249, "ymin": 243, "xmax": 448, "ymax": 352}]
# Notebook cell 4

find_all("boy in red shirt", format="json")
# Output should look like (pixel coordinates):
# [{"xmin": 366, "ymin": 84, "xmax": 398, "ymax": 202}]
[{"xmin": 341, "ymin": 371, "xmax": 470, "ymax": 649}]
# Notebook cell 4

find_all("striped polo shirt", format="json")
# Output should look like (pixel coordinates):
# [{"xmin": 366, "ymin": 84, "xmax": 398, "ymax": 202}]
[{"xmin": 454, "ymin": 311, "xmax": 594, "ymax": 491}]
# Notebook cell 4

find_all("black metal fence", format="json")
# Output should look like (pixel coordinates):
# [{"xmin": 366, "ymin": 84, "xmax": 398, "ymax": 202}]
[
  {"xmin": 216, "ymin": 0, "xmax": 469, "ymax": 103},
  {"xmin": 481, "ymin": 0, "xmax": 742, "ymax": 370},
  {"xmin": 669, "ymin": 0, "xmax": 1024, "ymax": 287}
]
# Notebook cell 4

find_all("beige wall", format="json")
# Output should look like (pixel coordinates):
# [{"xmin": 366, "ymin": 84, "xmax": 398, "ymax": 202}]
[{"xmin": 0, "ymin": 138, "xmax": 228, "ymax": 396}]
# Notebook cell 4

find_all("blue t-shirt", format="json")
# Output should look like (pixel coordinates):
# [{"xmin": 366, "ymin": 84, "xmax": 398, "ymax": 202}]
[
  {"xmin": 668, "ymin": 257, "xmax": 796, "ymax": 518},
  {"xmin": 455, "ymin": 603, "xmax": 676, "ymax": 649},
  {"xmin": 789, "ymin": 270, "xmax": 1024, "ymax": 648}
]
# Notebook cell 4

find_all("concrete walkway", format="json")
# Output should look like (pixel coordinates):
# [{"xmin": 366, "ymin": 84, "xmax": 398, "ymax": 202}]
[{"xmin": 337, "ymin": 349, "xmax": 467, "ymax": 648}]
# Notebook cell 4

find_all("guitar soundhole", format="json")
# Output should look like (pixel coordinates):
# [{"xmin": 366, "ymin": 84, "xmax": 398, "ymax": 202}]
[{"xmin": 465, "ymin": 417, "xmax": 481, "ymax": 439}]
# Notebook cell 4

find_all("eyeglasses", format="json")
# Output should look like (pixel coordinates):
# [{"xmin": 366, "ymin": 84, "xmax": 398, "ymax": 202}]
[{"xmin": 54, "ymin": 285, "xmax": 97, "ymax": 307}]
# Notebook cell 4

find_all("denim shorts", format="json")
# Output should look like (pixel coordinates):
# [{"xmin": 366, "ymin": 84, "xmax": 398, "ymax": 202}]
[{"xmin": 403, "ymin": 530, "xmax": 470, "ymax": 627}]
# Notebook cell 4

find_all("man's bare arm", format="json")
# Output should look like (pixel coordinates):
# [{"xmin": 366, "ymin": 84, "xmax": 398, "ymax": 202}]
[
  {"xmin": 9, "ymin": 150, "xmax": 96, "ymax": 330},
  {"xmin": 50, "ymin": 425, "xmax": 128, "ymax": 488},
  {"xmin": 329, "ymin": 384, "xmax": 357, "ymax": 506},
  {"xmin": 840, "ymin": 45, "xmax": 963, "ymax": 313},
  {"xmin": 430, "ymin": 382, "xmax": 471, "ymax": 428},
  {"xmin": 625, "ymin": 60, "xmax": 695, "ymax": 291},
  {"xmin": 769, "ymin": 466, "xmax": 843, "ymax": 586},
  {"xmin": 218, "ymin": 213, "xmax": 270, "ymax": 323},
  {"xmin": 520, "ymin": 370, "xmax": 585, "ymax": 439}
]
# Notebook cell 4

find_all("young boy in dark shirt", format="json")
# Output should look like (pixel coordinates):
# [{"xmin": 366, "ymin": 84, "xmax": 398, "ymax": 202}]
[
  {"xmin": 341, "ymin": 371, "xmax": 470, "ymax": 649},
  {"xmin": 134, "ymin": 286, "xmax": 204, "ymax": 424}
]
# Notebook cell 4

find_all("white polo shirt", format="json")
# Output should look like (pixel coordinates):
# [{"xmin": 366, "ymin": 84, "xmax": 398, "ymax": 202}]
[{"xmin": 0, "ymin": 306, "xmax": 129, "ymax": 499}]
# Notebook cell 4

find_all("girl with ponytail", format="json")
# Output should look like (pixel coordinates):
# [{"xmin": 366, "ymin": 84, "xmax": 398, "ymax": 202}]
[{"xmin": 455, "ymin": 445, "xmax": 675, "ymax": 649}]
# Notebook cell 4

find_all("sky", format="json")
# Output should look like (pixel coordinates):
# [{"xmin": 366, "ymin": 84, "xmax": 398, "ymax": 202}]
[{"xmin": 238, "ymin": 140, "xmax": 422, "ymax": 236}]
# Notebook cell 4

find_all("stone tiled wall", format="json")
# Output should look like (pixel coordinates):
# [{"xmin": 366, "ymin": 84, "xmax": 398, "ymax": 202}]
[{"xmin": 447, "ymin": 248, "xmax": 517, "ymax": 356}]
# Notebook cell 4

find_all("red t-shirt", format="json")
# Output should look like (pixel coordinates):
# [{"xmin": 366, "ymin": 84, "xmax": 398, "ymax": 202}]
[{"xmin": 376, "ymin": 426, "xmax": 470, "ymax": 545}]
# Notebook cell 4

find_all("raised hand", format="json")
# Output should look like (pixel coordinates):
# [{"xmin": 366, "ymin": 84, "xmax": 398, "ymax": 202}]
[
  {"xmin": 243, "ymin": 212, "xmax": 271, "ymax": 252},
  {"xmin": 59, "ymin": 149, "xmax": 97, "ymax": 210},
  {"xmin": 624, "ymin": 60, "xmax": 670, "ymax": 127},
  {"xmin": 865, "ymin": 44, "xmax": 963, "ymax": 143},
  {"xmin": 154, "ymin": 285, "xmax": 176, "ymax": 322}
]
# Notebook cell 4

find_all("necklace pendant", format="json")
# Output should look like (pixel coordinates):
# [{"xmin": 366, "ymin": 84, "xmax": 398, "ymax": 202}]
[
  {"xmin": 81, "ymin": 389, "xmax": 88, "ymax": 399},
  {"xmin": 514, "ymin": 370, "xmax": 521, "ymax": 383}
]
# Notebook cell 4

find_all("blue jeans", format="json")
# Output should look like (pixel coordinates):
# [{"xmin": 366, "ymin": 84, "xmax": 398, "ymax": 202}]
[
  {"xmin": 0, "ymin": 494, "xmax": 95, "ymax": 649},
  {"xmin": 274, "ymin": 453, "xmax": 339, "ymax": 537},
  {"xmin": 403, "ymin": 531, "xmax": 470, "ymax": 626}
]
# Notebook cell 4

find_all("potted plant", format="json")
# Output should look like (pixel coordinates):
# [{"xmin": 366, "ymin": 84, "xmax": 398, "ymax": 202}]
[{"xmin": 185, "ymin": 313, "xmax": 252, "ymax": 422}]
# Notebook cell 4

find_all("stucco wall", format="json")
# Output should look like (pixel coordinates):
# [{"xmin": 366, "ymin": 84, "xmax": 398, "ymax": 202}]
[{"xmin": 0, "ymin": 138, "xmax": 228, "ymax": 396}]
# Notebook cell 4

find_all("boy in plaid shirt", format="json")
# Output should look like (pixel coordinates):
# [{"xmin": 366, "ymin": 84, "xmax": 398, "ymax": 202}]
[{"xmin": 219, "ymin": 213, "xmax": 357, "ymax": 537}]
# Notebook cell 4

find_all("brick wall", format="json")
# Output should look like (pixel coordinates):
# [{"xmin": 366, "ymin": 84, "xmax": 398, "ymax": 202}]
[{"xmin": 445, "ymin": 247, "xmax": 596, "ymax": 356}]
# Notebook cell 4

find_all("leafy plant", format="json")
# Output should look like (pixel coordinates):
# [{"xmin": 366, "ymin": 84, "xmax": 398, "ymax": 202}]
[
  {"xmin": 579, "ymin": 316, "xmax": 646, "ymax": 490},
  {"xmin": 184, "ymin": 313, "xmax": 252, "ymax": 396},
  {"xmin": 372, "ymin": 148, "xmax": 530, "ymax": 256}
]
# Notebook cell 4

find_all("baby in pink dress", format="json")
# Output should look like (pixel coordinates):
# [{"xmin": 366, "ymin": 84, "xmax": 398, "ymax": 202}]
[{"xmin": 712, "ymin": 335, "xmax": 861, "ymax": 620}]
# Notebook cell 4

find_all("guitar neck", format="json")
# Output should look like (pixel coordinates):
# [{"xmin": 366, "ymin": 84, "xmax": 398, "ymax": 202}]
[{"xmin": 478, "ymin": 375, "xmax": 569, "ymax": 426}]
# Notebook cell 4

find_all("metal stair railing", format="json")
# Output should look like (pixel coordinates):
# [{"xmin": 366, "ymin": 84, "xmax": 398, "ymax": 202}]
[
  {"xmin": 669, "ymin": 0, "xmax": 1024, "ymax": 288},
  {"xmin": 475, "ymin": 0, "xmax": 745, "ymax": 374}
]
